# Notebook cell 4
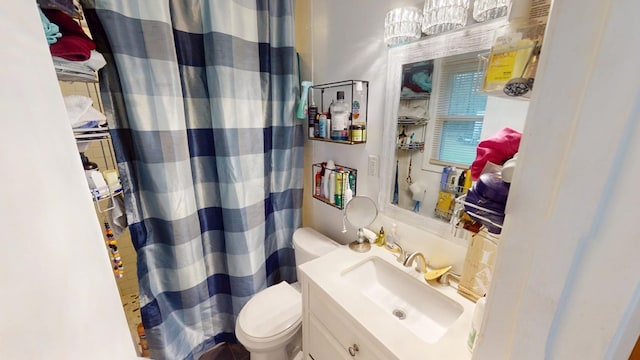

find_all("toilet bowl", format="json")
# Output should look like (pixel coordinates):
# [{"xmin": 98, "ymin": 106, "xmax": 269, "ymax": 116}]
[{"xmin": 235, "ymin": 228, "xmax": 339, "ymax": 360}]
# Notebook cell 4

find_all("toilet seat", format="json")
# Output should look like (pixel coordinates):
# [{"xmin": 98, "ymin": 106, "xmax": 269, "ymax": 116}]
[{"xmin": 237, "ymin": 282, "xmax": 302, "ymax": 344}]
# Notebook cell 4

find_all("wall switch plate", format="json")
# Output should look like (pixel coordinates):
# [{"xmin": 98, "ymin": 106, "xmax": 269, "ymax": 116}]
[{"xmin": 368, "ymin": 155, "xmax": 378, "ymax": 176}]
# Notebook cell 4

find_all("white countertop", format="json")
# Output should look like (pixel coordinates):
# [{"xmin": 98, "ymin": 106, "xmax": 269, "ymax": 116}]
[{"xmin": 300, "ymin": 244, "xmax": 476, "ymax": 360}]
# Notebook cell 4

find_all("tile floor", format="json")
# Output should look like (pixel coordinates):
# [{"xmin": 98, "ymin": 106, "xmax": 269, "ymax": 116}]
[
  {"xmin": 121, "ymin": 292, "xmax": 143, "ymax": 355},
  {"xmin": 198, "ymin": 342, "xmax": 250, "ymax": 360}
]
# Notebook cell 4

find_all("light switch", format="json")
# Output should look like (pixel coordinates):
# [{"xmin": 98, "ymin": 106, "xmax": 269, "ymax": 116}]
[{"xmin": 368, "ymin": 155, "xmax": 378, "ymax": 176}]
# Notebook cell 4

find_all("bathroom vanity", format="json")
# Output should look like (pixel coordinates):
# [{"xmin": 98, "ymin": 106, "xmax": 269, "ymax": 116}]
[{"xmin": 299, "ymin": 245, "xmax": 476, "ymax": 359}]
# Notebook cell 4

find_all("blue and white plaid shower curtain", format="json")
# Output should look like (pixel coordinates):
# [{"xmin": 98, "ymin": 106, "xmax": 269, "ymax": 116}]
[{"xmin": 82, "ymin": 1, "xmax": 302, "ymax": 359}]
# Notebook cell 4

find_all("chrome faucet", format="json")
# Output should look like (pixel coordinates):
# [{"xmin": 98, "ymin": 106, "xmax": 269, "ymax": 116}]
[{"xmin": 403, "ymin": 252, "xmax": 428, "ymax": 273}]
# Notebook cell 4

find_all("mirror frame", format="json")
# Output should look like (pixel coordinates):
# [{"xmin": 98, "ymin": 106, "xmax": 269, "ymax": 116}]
[{"xmin": 379, "ymin": 19, "xmax": 509, "ymax": 241}]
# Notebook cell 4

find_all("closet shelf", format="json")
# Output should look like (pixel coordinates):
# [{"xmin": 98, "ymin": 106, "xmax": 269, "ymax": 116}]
[
  {"xmin": 56, "ymin": 71, "xmax": 98, "ymax": 83},
  {"xmin": 397, "ymin": 116, "xmax": 428, "ymax": 126},
  {"xmin": 74, "ymin": 127, "xmax": 110, "ymax": 142},
  {"xmin": 396, "ymin": 142, "xmax": 425, "ymax": 151},
  {"xmin": 92, "ymin": 188, "xmax": 123, "ymax": 213},
  {"xmin": 400, "ymin": 93, "xmax": 430, "ymax": 100}
]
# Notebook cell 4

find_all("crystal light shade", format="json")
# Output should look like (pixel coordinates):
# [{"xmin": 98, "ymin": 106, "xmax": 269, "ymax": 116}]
[
  {"xmin": 422, "ymin": 0, "xmax": 470, "ymax": 36},
  {"xmin": 384, "ymin": 7, "xmax": 423, "ymax": 47},
  {"xmin": 473, "ymin": 0, "xmax": 511, "ymax": 22}
]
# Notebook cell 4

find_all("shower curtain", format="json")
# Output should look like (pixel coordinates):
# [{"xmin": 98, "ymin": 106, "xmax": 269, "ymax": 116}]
[{"xmin": 82, "ymin": 1, "xmax": 302, "ymax": 359}]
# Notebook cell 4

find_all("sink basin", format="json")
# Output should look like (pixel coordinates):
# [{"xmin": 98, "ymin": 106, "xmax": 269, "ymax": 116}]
[{"xmin": 341, "ymin": 257, "xmax": 463, "ymax": 343}]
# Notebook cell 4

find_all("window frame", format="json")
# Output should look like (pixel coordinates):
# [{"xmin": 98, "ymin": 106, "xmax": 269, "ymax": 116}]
[{"xmin": 422, "ymin": 52, "xmax": 488, "ymax": 171}]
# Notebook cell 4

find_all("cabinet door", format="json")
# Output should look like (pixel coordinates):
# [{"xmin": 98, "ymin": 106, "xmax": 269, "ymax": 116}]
[
  {"xmin": 308, "ymin": 285, "xmax": 395, "ymax": 360},
  {"xmin": 307, "ymin": 314, "xmax": 352, "ymax": 360}
]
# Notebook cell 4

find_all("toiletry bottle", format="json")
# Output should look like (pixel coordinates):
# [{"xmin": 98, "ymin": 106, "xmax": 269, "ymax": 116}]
[
  {"xmin": 376, "ymin": 226, "xmax": 386, "ymax": 246},
  {"xmin": 324, "ymin": 160, "xmax": 335, "ymax": 202},
  {"xmin": 326, "ymin": 101, "xmax": 333, "ymax": 140},
  {"xmin": 320, "ymin": 163, "xmax": 327, "ymax": 198},
  {"xmin": 318, "ymin": 114, "xmax": 327, "ymax": 139},
  {"xmin": 349, "ymin": 172, "xmax": 356, "ymax": 195},
  {"xmin": 448, "ymin": 167, "xmax": 458, "ymax": 192},
  {"xmin": 308, "ymin": 104, "xmax": 318, "ymax": 138},
  {"xmin": 387, "ymin": 223, "xmax": 398, "ymax": 246},
  {"xmin": 457, "ymin": 169, "xmax": 466, "ymax": 193},
  {"xmin": 314, "ymin": 169, "xmax": 321, "ymax": 196},
  {"xmin": 440, "ymin": 166, "xmax": 451, "ymax": 190},
  {"xmin": 328, "ymin": 171, "xmax": 336, "ymax": 204},
  {"xmin": 463, "ymin": 169, "xmax": 472, "ymax": 192},
  {"xmin": 330, "ymin": 92, "xmax": 350, "ymax": 141},
  {"xmin": 335, "ymin": 168, "xmax": 344, "ymax": 207},
  {"xmin": 343, "ymin": 172, "xmax": 353, "ymax": 205},
  {"xmin": 352, "ymin": 81, "xmax": 366, "ymax": 126},
  {"xmin": 467, "ymin": 296, "xmax": 486, "ymax": 352}
]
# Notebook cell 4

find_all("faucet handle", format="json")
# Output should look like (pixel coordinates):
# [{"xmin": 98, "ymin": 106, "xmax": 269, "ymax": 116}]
[
  {"xmin": 438, "ymin": 270, "xmax": 461, "ymax": 286},
  {"xmin": 385, "ymin": 242, "xmax": 406, "ymax": 263}
]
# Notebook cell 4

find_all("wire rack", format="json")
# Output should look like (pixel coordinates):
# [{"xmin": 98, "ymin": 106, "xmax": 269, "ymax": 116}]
[{"xmin": 450, "ymin": 194, "xmax": 504, "ymax": 245}]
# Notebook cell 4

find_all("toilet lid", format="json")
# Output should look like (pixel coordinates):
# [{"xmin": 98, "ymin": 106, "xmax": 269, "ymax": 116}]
[{"xmin": 238, "ymin": 282, "xmax": 301, "ymax": 339}]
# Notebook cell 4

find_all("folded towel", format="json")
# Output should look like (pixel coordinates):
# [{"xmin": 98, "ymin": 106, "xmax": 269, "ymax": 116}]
[
  {"xmin": 53, "ymin": 50, "xmax": 106, "ymax": 71},
  {"xmin": 39, "ymin": 8, "xmax": 62, "ymax": 44},
  {"xmin": 42, "ymin": 9, "xmax": 95, "ymax": 61},
  {"xmin": 63, "ymin": 95, "xmax": 106, "ymax": 128}
]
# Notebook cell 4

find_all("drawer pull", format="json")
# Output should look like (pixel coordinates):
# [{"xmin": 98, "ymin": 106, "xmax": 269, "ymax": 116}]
[{"xmin": 348, "ymin": 344, "xmax": 360, "ymax": 356}]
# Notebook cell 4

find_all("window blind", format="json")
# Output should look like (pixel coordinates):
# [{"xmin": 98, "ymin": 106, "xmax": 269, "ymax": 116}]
[{"xmin": 431, "ymin": 56, "xmax": 488, "ymax": 166}]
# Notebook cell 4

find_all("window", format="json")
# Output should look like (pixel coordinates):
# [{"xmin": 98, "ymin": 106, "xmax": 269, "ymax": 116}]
[{"xmin": 431, "ymin": 55, "xmax": 487, "ymax": 166}]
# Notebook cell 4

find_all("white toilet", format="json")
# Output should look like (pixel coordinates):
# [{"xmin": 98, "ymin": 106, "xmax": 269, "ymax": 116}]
[{"xmin": 235, "ymin": 227, "xmax": 339, "ymax": 360}]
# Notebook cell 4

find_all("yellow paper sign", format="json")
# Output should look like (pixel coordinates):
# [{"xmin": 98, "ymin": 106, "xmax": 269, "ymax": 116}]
[{"xmin": 485, "ymin": 50, "xmax": 518, "ymax": 84}]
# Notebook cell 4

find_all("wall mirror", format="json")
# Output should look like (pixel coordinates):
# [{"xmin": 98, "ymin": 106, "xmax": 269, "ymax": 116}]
[{"xmin": 379, "ymin": 19, "xmax": 529, "ymax": 241}]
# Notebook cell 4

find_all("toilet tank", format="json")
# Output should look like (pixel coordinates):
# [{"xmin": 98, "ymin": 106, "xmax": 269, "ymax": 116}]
[{"xmin": 293, "ymin": 227, "xmax": 338, "ymax": 269}]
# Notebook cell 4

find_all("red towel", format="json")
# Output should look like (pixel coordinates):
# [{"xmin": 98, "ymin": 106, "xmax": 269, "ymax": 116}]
[
  {"xmin": 470, "ymin": 127, "xmax": 521, "ymax": 181},
  {"xmin": 42, "ymin": 9, "xmax": 95, "ymax": 61}
]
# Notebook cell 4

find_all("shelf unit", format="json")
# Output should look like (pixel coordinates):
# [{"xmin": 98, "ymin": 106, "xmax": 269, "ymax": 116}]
[
  {"xmin": 307, "ymin": 80, "xmax": 369, "ymax": 144},
  {"xmin": 59, "ymin": 76, "xmax": 122, "ymax": 213},
  {"xmin": 396, "ymin": 116, "xmax": 428, "ymax": 152},
  {"xmin": 312, "ymin": 163, "xmax": 357, "ymax": 210}
]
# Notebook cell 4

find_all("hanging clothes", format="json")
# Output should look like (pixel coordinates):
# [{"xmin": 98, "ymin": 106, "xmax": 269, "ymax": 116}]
[{"xmin": 82, "ymin": 1, "xmax": 302, "ymax": 359}]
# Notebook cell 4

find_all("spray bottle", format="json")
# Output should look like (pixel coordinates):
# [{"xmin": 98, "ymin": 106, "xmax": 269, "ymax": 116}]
[{"xmin": 297, "ymin": 81, "xmax": 313, "ymax": 119}]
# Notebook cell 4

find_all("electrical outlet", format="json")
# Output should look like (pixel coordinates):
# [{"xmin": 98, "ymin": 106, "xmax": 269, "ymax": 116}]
[{"xmin": 368, "ymin": 155, "xmax": 378, "ymax": 176}]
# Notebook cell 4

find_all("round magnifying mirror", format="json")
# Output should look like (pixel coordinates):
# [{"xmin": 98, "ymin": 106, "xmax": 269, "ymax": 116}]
[{"xmin": 344, "ymin": 196, "xmax": 378, "ymax": 252}]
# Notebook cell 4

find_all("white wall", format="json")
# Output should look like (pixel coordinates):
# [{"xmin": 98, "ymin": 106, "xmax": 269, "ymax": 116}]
[
  {"xmin": 0, "ymin": 3, "xmax": 136, "ymax": 359},
  {"xmin": 303, "ymin": 0, "xmax": 427, "ymax": 246},
  {"xmin": 301, "ymin": 0, "xmax": 526, "ymax": 268}
]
